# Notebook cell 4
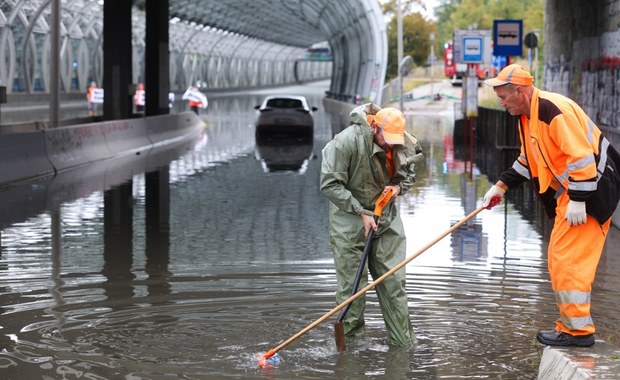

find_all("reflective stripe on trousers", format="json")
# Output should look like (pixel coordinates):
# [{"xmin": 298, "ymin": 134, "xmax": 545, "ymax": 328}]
[{"xmin": 549, "ymin": 192, "xmax": 611, "ymax": 335}]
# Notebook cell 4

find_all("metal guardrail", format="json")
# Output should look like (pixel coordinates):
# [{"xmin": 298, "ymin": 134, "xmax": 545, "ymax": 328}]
[{"xmin": 476, "ymin": 106, "xmax": 520, "ymax": 150}]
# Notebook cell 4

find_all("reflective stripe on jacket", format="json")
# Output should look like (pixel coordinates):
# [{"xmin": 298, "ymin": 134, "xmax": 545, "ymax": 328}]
[{"xmin": 500, "ymin": 88, "xmax": 607, "ymax": 208}]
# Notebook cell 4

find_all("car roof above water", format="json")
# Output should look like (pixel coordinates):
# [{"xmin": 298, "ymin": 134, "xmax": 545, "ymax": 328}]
[{"xmin": 260, "ymin": 95, "xmax": 309, "ymax": 110}]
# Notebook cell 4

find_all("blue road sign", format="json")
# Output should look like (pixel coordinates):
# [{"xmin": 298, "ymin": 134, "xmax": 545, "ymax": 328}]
[
  {"xmin": 493, "ymin": 55, "xmax": 507, "ymax": 71},
  {"xmin": 463, "ymin": 37, "xmax": 483, "ymax": 63},
  {"xmin": 493, "ymin": 20, "xmax": 522, "ymax": 56}
]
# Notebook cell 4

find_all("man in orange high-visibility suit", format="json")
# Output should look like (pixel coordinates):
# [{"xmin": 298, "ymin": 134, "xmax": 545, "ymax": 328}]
[
  {"xmin": 182, "ymin": 83, "xmax": 208, "ymax": 115},
  {"xmin": 86, "ymin": 81, "xmax": 98, "ymax": 116},
  {"xmin": 481, "ymin": 64, "xmax": 620, "ymax": 347},
  {"xmin": 134, "ymin": 83, "xmax": 145, "ymax": 113}
]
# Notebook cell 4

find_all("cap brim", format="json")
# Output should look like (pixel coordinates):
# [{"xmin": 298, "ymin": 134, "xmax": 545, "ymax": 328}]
[
  {"xmin": 483, "ymin": 78, "xmax": 510, "ymax": 87},
  {"xmin": 382, "ymin": 131, "xmax": 404, "ymax": 145}
]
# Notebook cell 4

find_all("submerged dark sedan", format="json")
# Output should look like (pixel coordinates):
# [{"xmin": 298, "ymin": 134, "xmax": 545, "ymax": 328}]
[{"xmin": 254, "ymin": 95, "xmax": 317, "ymax": 141}]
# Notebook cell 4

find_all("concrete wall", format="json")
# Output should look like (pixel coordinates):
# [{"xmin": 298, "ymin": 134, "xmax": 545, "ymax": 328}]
[
  {"xmin": 0, "ymin": 111, "xmax": 205, "ymax": 185},
  {"xmin": 543, "ymin": 0, "xmax": 620, "ymax": 227},
  {"xmin": 544, "ymin": 0, "xmax": 620, "ymax": 131}
]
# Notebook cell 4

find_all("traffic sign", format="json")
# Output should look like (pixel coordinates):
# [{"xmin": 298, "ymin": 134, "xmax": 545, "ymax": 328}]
[
  {"xmin": 453, "ymin": 29, "xmax": 492, "ymax": 65},
  {"xmin": 463, "ymin": 37, "xmax": 483, "ymax": 63},
  {"xmin": 524, "ymin": 32, "xmax": 538, "ymax": 48},
  {"xmin": 493, "ymin": 20, "xmax": 522, "ymax": 56},
  {"xmin": 493, "ymin": 55, "xmax": 507, "ymax": 72}
]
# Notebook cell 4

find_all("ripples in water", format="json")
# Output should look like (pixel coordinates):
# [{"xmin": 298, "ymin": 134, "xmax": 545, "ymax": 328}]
[{"xmin": 1, "ymin": 83, "xmax": 619, "ymax": 379}]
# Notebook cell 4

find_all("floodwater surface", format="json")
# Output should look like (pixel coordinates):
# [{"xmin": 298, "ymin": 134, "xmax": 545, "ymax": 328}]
[{"xmin": 0, "ymin": 80, "xmax": 619, "ymax": 379}]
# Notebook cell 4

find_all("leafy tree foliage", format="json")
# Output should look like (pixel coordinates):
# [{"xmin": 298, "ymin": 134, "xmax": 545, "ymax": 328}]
[
  {"xmin": 381, "ymin": 0, "xmax": 428, "ymax": 16},
  {"xmin": 386, "ymin": 12, "xmax": 435, "ymax": 79}
]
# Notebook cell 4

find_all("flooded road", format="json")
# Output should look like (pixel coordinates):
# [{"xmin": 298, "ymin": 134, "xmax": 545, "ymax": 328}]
[{"xmin": 0, "ymin": 80, "xmax": 619, "ymax": 379}]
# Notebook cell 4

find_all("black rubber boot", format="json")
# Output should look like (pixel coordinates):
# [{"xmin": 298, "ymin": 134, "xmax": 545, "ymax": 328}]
[{"xmin": 536, "ymin": 330, "xmax": 594, "ymax": 347}]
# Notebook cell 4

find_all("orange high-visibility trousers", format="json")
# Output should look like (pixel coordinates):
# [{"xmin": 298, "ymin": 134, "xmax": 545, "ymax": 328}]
[{"xmin": 548, "ymin": 192, "xmax": 611, "ymax": 335}]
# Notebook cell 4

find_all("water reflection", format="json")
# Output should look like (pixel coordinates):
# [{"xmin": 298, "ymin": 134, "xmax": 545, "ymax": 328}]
[
  {"xmin": 0, "ymin": 81, "xmax": 618, "ymax": 379},
  {"xmin": 102, "ymin": 181, "xmax": 136, "ymax": 305},
  {"xmin": 254, "ymin": 134, "xmax": 315, "ymax": 173},
  {"xmin": 144, "ymin": 168, "xmax": 172, "ymax": 300}
]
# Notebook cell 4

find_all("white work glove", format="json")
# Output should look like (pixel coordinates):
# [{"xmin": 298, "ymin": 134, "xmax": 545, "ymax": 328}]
[
  {"xmin": 482, "ymin": 185, "xmax": 505, "ymax": 209},
  {"xmin": 565, "ymin": 200, "xmax": 587, "ymax": 226}
]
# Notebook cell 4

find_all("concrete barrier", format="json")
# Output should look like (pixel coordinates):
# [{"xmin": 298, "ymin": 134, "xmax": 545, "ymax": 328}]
[
  {"xmin": 100, "ymin": 118, "xmax": 151, "ymax": 156},
  {"xmin": 44, "ymin": 113, "xmax": 203, "ymax": 174},
  {"xmin": 0, "ymin": 131, "xmax": 55, "ymax": 183},
  {"xmin": 147, "ymin": 111, "xmax": 205, "ymax": 146},
  {"xmin": 44, "ymin": 122, "xmax": 115, "ymax": 172},
  {"xmin": 322, "ymin": 98, "xmax": 356, "ymax": 136},
  {"xmin": 0, "ymin": 112, "xmax": 204, "ymax": 185},
  {"xmin": 0, "ymin": 124, "xmax": 204, "ymax": 229}
]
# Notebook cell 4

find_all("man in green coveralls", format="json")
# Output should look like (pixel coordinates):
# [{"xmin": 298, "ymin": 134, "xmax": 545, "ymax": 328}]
[{"xmin": 320, "ymin": 104, "xmax": 423, "ymax": 346}]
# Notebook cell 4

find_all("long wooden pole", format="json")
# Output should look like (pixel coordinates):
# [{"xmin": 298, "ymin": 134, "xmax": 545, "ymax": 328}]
[{"xmin": 259, "ymin": 205, "xmax": 486, "ymax": 366}]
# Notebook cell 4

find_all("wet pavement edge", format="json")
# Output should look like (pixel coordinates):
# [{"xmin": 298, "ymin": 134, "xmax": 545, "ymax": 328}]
[{"xmin": 538, "ymin": 340, "xmax": 620, "ymax": 379}]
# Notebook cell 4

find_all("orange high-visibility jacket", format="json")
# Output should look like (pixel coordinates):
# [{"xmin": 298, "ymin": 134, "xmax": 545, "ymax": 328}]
[
  {"xmin": 498, "ymin": 88, "xmax": 618, "ymax": 221},
  {"xmin": 87, "ymin": 85, "xmax": 97, "ymax": 102}
]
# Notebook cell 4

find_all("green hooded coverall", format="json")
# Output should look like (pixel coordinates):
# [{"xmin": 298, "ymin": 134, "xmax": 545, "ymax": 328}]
[{"xmin": 319, "ymin": 103, "xmax": 423, "ymax": 346}]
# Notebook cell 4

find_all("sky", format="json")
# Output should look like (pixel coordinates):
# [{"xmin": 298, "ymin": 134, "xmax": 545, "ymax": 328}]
[
  {"xmin": 379, "ymin": 0, "xmax": 441, "ymax": 21},
  {"xmin": 414, "ymin": 0, "xmax": 440, "ymax": 20}
]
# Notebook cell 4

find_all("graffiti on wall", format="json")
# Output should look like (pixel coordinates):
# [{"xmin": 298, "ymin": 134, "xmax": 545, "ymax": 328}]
[{"xmin": 544, "ymin": 30, "xmax": 620, "ymax": 130}]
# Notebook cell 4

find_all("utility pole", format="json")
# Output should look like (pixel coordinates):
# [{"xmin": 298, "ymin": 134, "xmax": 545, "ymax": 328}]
[
  {"xmin": 50, "ymin": 0, "xmax": 60, "ymax": 128},
  {"xmin": 430, "ymin": 32, "xmax": 435, "ymax": 97},
  {"xmin": 397, "ymin": 0, "xmax": 403, "ymax": 111}
]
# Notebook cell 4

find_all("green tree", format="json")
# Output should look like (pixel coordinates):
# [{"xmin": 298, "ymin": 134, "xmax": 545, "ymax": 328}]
[
  {"xmin": 449, "ymin": 0, "xmax": 495, "ymax": 30},
  {"xmin": 385, "ymin": 12, "xmax": 436, "ymax": 80},
  {"xmin": 434, "ymin": 0, "xmax": 460, "ymax": 50},
  {"xmin": 380, "ymin": 0, "xmax": 426, "ymax": 15}
]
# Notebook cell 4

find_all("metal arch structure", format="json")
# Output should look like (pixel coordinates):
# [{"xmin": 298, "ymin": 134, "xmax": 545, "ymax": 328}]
[
  {"xmin": 144, "ymin": 0, "xmax": 388, "ymax": 103},
  {"xmin": 0, "ymin": 0, "xmax": 105, "ymax": 94},
  {"xmin": 0, "ymin": 0, "xmax": 387, "ymax": 104}
]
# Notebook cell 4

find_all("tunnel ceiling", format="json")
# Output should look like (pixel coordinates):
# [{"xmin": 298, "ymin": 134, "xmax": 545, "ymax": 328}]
[
  {"xmin": 133, "ymin": 0, "xmax": 357, "ymax": 47},
  {"xmin": 130, "ymin": 0, "xmax": 388, "ymax": 103}
]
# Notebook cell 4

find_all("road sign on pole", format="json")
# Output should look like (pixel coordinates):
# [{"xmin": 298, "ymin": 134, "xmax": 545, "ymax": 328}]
[
  {"xmin": 463, "ymin": 37, "xmax": 483, "ymax": 63},
  {"xmin": 453, "ymin": 29, "xmax": 492, "ymax": 65},
  {"xmin": 493, "ymin": 20, "xmax": 522, "ymax": 56}
]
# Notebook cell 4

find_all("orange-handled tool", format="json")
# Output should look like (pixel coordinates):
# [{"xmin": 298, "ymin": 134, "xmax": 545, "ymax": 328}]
[{"xmin": 373, "ymin": 187, "xmax": 394, "ymax": 217}]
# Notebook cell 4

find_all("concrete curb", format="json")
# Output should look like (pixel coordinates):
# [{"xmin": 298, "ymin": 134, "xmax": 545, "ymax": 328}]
[{"xmin": 538, "ymin": 340, "xmax": 620, "ymax": 379}]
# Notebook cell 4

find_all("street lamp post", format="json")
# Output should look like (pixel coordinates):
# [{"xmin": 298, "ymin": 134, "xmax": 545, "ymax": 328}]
[
  {"xmin": 430, "ymin": 32, "xmax": 435, "ymax": 97},
  {"xmin": 397, "ymin": 0, "xmax": 403, "ymax": 111},
  {"xmin": 50, "ymin": 0, "xmax": 60, "ymax": 128}
]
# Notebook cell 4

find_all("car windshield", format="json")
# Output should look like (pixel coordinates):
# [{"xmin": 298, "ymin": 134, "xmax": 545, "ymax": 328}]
[{"xmin": 265, "ymin": 98, "xmax": 304, "ymax": 109}]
